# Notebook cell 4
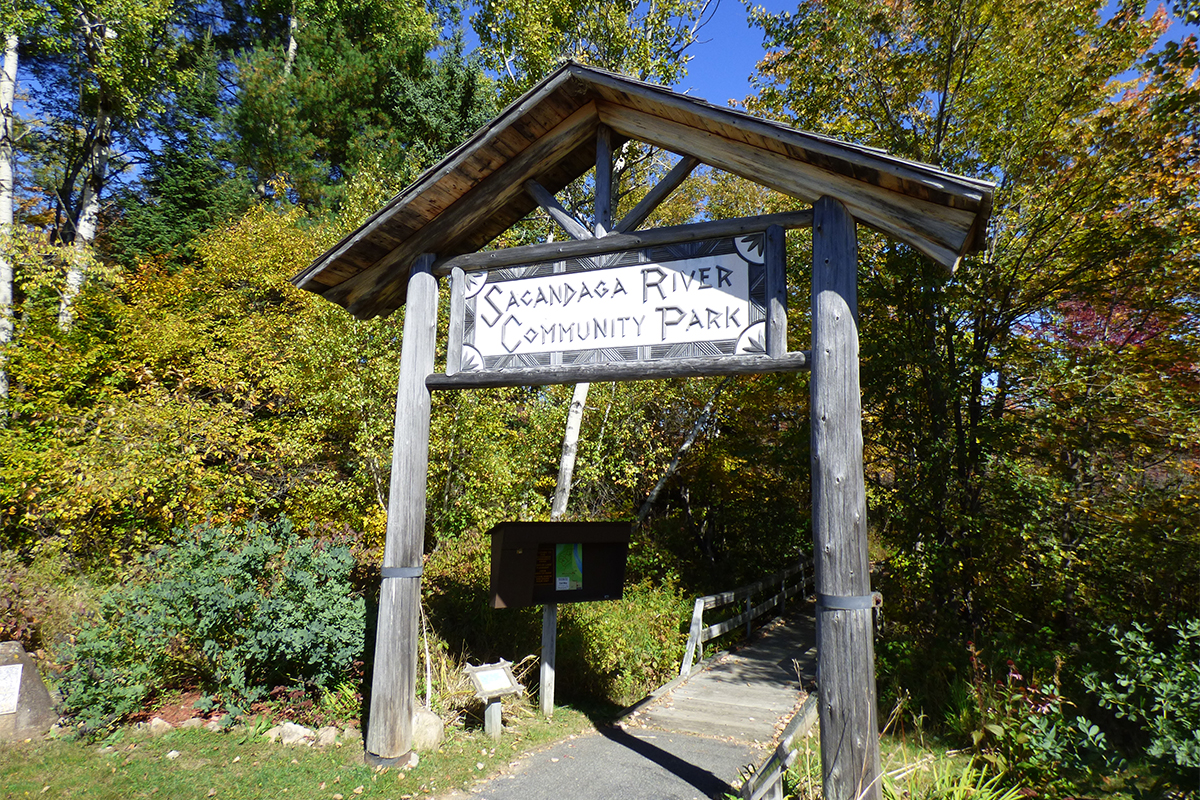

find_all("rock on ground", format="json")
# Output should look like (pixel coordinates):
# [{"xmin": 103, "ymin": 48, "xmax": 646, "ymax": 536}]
[
  {"xmin": 411, "ymin": 709, "xmax": 444, "ymax": 751},
  {"xmin": 279, "ymin": 721, "xmax": 315, "ymax": 746},
  {"xmin": 0, "ymin": 642, "xmax": 58, "ymax": 742},
  {"xmin": 316, "ymin": 726, "xmax": 338, "ymax": 747},
  {"xmin": 149, "ymin": 717, "xmax": 175, "ymax": 737}
]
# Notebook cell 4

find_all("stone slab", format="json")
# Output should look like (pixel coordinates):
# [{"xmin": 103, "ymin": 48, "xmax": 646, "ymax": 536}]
[{"xmin": 0, "ymin": 642, "xmax": 57, "ymax": 742}]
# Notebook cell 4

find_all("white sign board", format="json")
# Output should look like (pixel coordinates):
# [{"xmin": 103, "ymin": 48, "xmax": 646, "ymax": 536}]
[
  {"xmin": 475, "ymin": 668, "xmax": 514, "ymax": 694},
  {"xmin": 453, "ymin": 234, "xmax": 779, "ymax": 373},
  {"xmin": 464, "ymin": 659, "xmax": 522, "ymax": 700},
  {"xmin": 0, "ymin": 664, "xmax": 22, "ymax": 715}
]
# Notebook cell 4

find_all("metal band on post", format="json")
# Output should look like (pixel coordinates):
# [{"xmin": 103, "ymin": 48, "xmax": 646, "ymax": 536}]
[
  {"xmin": 381, "ymin": 567, "xmax": 423, "ymax": 579},
  {"xmin": 815, "ymin": 592, "xmax": 882, "ymax": 611}
]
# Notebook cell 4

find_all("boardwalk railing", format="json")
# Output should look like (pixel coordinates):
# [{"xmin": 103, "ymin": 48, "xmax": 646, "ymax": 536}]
[
  {"xmin": 679, "ymin": 559, "xmax": 814, "ymax": 677},
  {"xmin": 740, "ymin": 693, "xmax": 819, "ymax": 800}
]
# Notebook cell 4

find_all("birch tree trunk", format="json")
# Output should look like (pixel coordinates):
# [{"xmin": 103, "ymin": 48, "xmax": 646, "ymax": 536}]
[
  {"xmin": 638, "ymin": 376, "xmax": 732, "ymax": 521},
  {"xmin": 0, "ymin": 33, "xmax": 17, "ymax": 404},
  {"xmin": 58, "ymin": 103, "xmax": 110, "ymax": 331},
  {"xmin": 550, "ymin": 382, "xmax": 589, "ymax": 520},
  {"xmin": 284, "ymin": 3, "xmax": 298, "ymax": 76}
]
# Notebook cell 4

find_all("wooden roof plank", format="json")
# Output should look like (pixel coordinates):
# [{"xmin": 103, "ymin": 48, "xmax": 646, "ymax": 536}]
[
  {"xmin": 292, "ymin": 67, "xmax": 587, "ymax": 291},
  {"xmin": 329, "ymin": 101, "xmax": 601, "ymax": 317},
  {"xmin": 577, "ymin": 66, "xmax": 991, "ymax": 208},
  {"xmin": 597, "ymin": 101, "xmax": 972, "ymax": 267}
]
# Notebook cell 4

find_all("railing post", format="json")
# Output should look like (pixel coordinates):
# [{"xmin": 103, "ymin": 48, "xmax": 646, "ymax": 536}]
[{"xmin": 680, "ymin": 598, "xmax": 705, "ymax": 677}]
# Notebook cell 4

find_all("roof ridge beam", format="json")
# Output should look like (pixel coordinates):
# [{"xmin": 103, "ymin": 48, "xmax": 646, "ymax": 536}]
[{"xmin": 596, "ymin": 101, "xmax": 971, "ymax": 269}]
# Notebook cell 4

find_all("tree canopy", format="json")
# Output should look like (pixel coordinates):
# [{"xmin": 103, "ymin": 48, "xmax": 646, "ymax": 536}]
[{"xmin": 0, "ymin": 0, "xmax": 1196, "ymax": 786}]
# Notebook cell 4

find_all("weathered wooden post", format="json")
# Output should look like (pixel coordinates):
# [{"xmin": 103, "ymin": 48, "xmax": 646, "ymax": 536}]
[
  {"xmin": 810, "ymin": 196, "xmax": 881, "ymax": 800},
  {"xmin": 539, "ymin": 601, "xmax": 557, "ymax": 717},
  {"xmin": 366, "ymin": 254, "xmax": 438, "ymax": 766}
]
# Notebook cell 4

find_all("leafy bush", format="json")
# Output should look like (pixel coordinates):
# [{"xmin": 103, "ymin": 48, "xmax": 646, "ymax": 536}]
[
  {"xmin": 59, "ymin": 519, "xmax": 365, "ymax": 731},
  {"xmin": 0, "ymin": 553, "xmax": 54, "ymax": 650},
  {"xmin": 1085, "ymin": 620, "xmax": 1200, "ymax": 788},
  {"xmin": 0, "ymin": 546, "xmax": 93, "ymax": 653},
  {"xmin": 421, "ymin": 531, "xmax": 542, "ymax": 667},
  {"xmin": 422, "ymin": 531, "xmax": 688, "ymax": 707},
  {"xmin": 558, "ymin": 579, "xmax": 687, "ymax": 706},
  {"xmin": 946, "ymin": 644, "xmax": 1116, "ymax": 787}
]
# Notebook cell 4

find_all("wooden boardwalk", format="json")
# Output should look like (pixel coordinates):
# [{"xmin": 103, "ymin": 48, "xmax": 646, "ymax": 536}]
[{"xmin": 624, "ymin": 600, "xmax": 818, "ymax": 745}]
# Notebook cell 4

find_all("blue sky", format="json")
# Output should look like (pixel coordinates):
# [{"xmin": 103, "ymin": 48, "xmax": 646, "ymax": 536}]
[
  {"xmin": 671, "ymin": 0, "xmax": 794, "ymax": 107},
  {"xmin": 663, "ymin": 0, "xmax": 1199, "ymax": 107}
]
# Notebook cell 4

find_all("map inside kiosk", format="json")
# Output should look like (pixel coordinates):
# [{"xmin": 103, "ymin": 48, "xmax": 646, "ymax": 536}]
[
  {"xmin": 555, "ymin": 544, "xmax": 583, "ymax": 591},
  {"xmin": 456, "ymin": 234, "xmax": 771, "ymax": 372}
]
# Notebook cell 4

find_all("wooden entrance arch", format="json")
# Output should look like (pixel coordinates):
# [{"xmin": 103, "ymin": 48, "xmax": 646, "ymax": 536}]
[{"xmin": 296, "ymin": 63, "xmax": 993, "ymax": 800}]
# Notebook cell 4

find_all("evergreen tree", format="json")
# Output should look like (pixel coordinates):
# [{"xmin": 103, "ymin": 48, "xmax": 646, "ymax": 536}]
[{"xmin": 105, "ymin": 36, "xmax": 252, "ymax": 269}]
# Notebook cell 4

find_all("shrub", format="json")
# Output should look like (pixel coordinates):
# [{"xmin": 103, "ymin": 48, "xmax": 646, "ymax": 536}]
[
  {"xmin": 0, "ymin": 546, "xmax": 93, "ymax": 653},
  {"xmin": 422, "ymin": 530, "xmax": 688, "ymax": 708},
  {"xmin": 1085, "ymin": 619, "xmax": 1200, "ymax": 789},
  {"xmin": 558, "ymin": 579, "xmax": 688, "ymax": 706},
  {"xmin": 59, "ymin": 519, "xmax": 365, "ymax": 732},
  {"xmin": 946, "ymin": 644, "xmax": 1116, "ymax": 788},
  {"xmin": 0, "ymin": 553, "xmax": 53, "ymax": 651}
]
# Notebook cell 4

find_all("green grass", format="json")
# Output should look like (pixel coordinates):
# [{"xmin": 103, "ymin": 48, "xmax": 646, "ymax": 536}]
[
  {"xmin": 778, "ymin": 731, "xmax": 1166, "ymax": 800},
  {"xmin": 0, "ymin": 706, "xmax": 595, "ymax": 800},
  {"xmin": 780, "ymin": 732, "xmax": 1001, "ymax": 800}
]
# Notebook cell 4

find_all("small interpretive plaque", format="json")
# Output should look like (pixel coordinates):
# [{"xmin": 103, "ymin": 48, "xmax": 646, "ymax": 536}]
[
  {"xmin": 463, "ymin": 660, "xmax": 521, "ymax": 701},
  {"xmin": 0, "ymin": 664, "xmax": 22, "ymax": 715}
]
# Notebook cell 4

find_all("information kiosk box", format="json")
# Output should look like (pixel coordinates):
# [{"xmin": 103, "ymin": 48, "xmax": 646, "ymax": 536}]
[{"xmin": 487, "ymin": 522, "xmax": 631, "ymax": 609}]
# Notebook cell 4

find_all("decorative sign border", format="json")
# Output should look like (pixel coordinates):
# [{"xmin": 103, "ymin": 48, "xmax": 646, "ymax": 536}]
[{"xmin": 451, "ymin": 234, "xmax": 778, "ymax": 373}]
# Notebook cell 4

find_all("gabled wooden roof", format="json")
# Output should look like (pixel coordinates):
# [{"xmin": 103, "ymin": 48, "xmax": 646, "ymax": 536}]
[{"xmin": 294, "ymin": 63, "xmax": 994, "ymax": 319}]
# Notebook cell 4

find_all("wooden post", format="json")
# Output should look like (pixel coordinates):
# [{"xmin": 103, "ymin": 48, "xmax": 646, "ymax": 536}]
[
  {"xmin": 540, "ymin": 602, "xmax": 557, "ymax": 717},
  {"xmin": 810, "ymin": 197, "xmax": 881, "ymax": 800},
  {"xmin": 765, "ymin": 224, "xmax": 787, "ymax": 358},
  {"xmin": 594, "ymin": 124, "xmax": 613, "ymax": 236},
  {"xmin": 679, "ymin": 597, "xmax": 705, "ymax": 677},
  {"xmin": 484, "ymin": 698, "xmax": 502, "ymax": 740},
  {"xmin": 366, "ymin": 254, "xmax": 438, "ymax": 765},
  {"xmin": 446, "ymin": 267, "xmax": 466, "ymax": 375}
]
